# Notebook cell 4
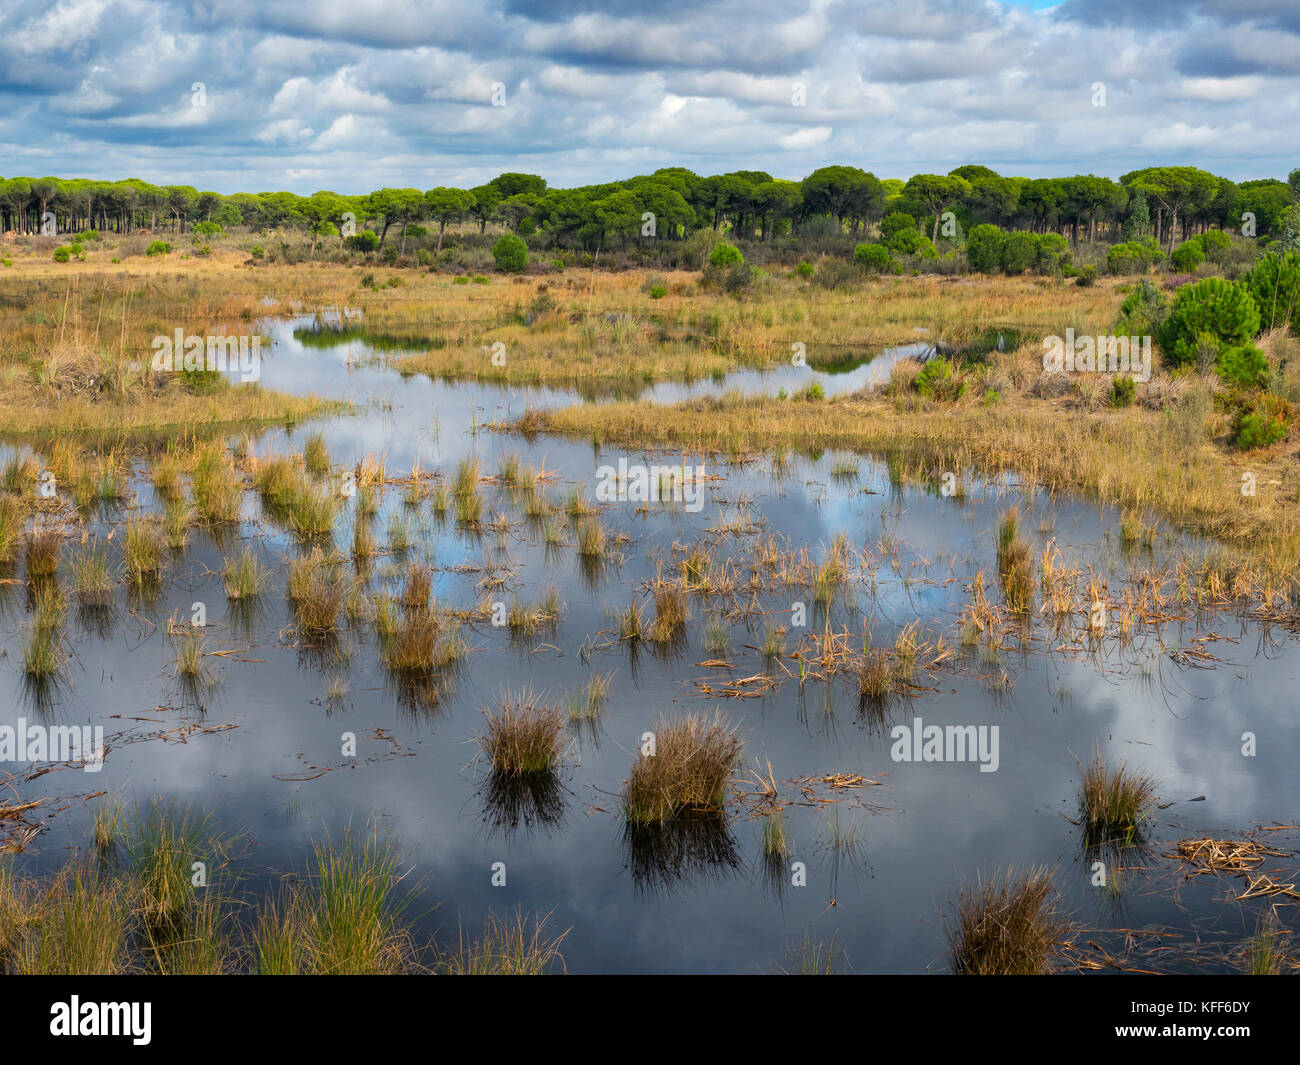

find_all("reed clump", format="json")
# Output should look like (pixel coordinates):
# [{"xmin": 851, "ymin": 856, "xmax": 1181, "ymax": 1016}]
[
  {"xmin": 623, "ymin": 714, "xmax": 742, "ymax": 825},
  {"xmin": 478, "ymin": 691, "xmax": 566, "ymax": 775},
  {"xmin": 1078, "ymin": 754, "xmax": 1157, "ymax": 849},
  {"xmin": 945, "ymin": 867, "xmax": 1072, "ymax": 975}
]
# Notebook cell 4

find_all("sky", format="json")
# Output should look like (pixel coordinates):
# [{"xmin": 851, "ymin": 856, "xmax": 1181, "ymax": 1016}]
[{"xmin": 0, "ymin": 0, "xmax": 1296, "ymax": 195}]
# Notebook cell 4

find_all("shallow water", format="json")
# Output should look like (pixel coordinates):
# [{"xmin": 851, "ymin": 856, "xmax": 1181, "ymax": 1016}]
[{"xmin": 2, "ymin": 316, "xmax": 1297, "ymax": 973}]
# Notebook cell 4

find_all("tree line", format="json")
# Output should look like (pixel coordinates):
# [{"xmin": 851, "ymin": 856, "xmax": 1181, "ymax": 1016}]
[{"xmin": 2, "ymin": 165, "xmax": 1297, "ymax": 251}]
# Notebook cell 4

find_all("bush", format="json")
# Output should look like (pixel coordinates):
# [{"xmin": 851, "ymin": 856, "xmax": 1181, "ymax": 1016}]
[
  {"xmin": 1236, "ymin": 411, "xmax": 1287, "ymax": 450},
  {"xmin": 1170, "ymin": 240, "xmax": 1205, "ymax": 272},
  {"xmin": 52, "ymin": 246, "xmax": 71, "ymax": 262},
  {"xmin": 345, "ymin": 231, "xmax": 379, "ymax": 253},
  {"xmin": 145, "ymin": 240, "xmax": 171, "ymax": 256},
  {"xmin": 193, "ymin": 221, "xmax": 223, "ymax": 236},
  {"xmin": 1244, "ymin": 250, "xmax": 1300, "ymax": 333},
  {"xmin": 999, "ymin": 231, "xmax": 1038, "ymax": 274},
  {"xmin": 804, "ymin": 382, "xmax": 825, "ymax": 401},
  {"xmin": 853, "ymin": 242, "xmax": 891, "ymax": 271},
  {"xmin": 1216, "ymin": 343, "xmax": 1270, "ymax": 390},
  {"xmin": 708, "ymin": 242, "xmax": 743, "ymax": 267},
  {"xmin": 649, "ymin": 284, "xmax": 667, "ymax": 299},
  {"xmin": 453, "ymin": 275, "xmax": 470, "ymax": 285},
  {"xmin": 1115, "ymin": 279, "xmax": 1168, "ymax": 337},
  {"xmin": 1196, "ymin": 229, "xmax": 1232, "ymax": 263},
  {"xmin": 810, "ymin": 258, "xmax": 860, "ymax": 290},
  {"xmin": 965, "ymin": 224, "xmax": 1006, "ymax": 273},
  {"xmin": 492, "ymin": 233, "xmax": 529, "ymax": 272},
  {"xmin": 1035, "ymin": 233, "xmax": 1071, "ymax": 274},
  {"xmin": 886, "ymin": 228, "xmax": 935, "ymax": 257},
  {"xmin": 716, "ymin": 262, "xmax": 758, "ymax": 295},
  {"xmin": 915, "ymin": 358, "xmax": 967, "ymax": 401},
  {"xmin": 1157, "ymin": 277, "xmax": 1261, "ymax": 368},
  {"xmin": 795, "ymin": 260, "xmax": 814, "ymax": 278},
  {"xmin": 69, "ymin": 242, "xmax": 85, "ymax": 257},
  {"xmin": 1107, "ymin": 237, "xmax": 1163, "ymax": 275},
  {"xmin": 1110, "ymin": 375, "xmax": 1136, "ymax": 407},
  {"xmin": 250, "ymin": 245, "xmax": 265, "ymax": 259},
  {"xmin": 880, "ymin": 212, "xmax": 918, "ymax": 244}
]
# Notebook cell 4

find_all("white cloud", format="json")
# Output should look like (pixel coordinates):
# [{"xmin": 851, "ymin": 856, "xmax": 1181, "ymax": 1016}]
[
  {"xmin": 777, "ymin": 125, "xmax": 832, "ymax": 150},
  {"xmin": 1179, "ymin": 76, "xmax": 1264, "ymax": 101}
]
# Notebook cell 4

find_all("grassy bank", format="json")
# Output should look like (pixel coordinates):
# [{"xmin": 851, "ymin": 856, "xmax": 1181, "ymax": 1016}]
[
  {"xmin": 3, "ymin": 254, "xmax": 1123, "ymax": 401},
  {"xmin": 518, "ymin": 359, "xmax": 1300, "ymax": 573},
  {"xmin": 0, "ymin": 260, "xmax": 345, "ymax": 437}
]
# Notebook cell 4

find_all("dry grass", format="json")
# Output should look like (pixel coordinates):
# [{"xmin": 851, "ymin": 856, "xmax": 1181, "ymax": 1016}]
[
  {"xmin": 945, "ymin": 867, "xmax": 1072, "ymax": 975},
  {"xmin": 0, "ymin": 268, "xmax": 342, "ymax": 436},
  {"xmin": 478, "ymin": 691, "xmax": 566, "ymax": 775},
  {"xmin": 623, "ymin": 713, "xmax": 742, "ymax": 825},
  {"xmin": 1078, "ymin": 754, "xmax": 1157, "ymax": 849},
  {"xmin": 438, "ymin": 908, "xmax": 568, "ymax": 974}
]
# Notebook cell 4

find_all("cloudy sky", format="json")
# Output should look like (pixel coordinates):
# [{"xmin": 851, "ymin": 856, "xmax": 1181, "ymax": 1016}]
[{"xmin": 1, "ymin": 0, "xmax": 1296, "ymax": 194}]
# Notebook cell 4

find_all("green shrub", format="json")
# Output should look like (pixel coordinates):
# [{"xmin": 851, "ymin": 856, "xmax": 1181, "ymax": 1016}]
[
  {"xmin": 853, "ymin": 242, "xmax": 891, "ymax": 271},
  {"xmin": 1107, "ymin": 237, "xmax": 1163, "ymax": 275},
  {"xmin": 1110, "ymin": 375, "xmax": 1136, "ymax": 407},
  {"xmin": 145, "ymin": 240, "xmax": 171, "ymax": 256},
  {"xmin": 453, "ymin": 275, "xmax": 470, "ymax": 285},
  {"xmin": 345, "ymin": 231, "xmax": 379, "ymax": 253},
  {"xmin": 1236, "ymin": 411, "xmax": 1287, "ymax": 450},
  {"xmin": 1157, "ymin": 277, "xmax": 1261, "ymax": 367},
  {"xmin": 915, "ymin": 358, "xmax": 967, "ymax": 401},
  {"xmin": 52, "ymin": 246, "xmax": 71, "ymax": 263},
  {"xmin": 886, "ymin": 228, "xmax": 935, "ymax": 257},
  {"xmin": 1216, "ymin": 344, "xmax": 1270, "ymax": 389},
  {"xmin": 708, "ymin": 242, "xmax": 743, "ymax": 267},
  {"xmin": 193, "ymin": 221, "xmax": 223, "ymax": 236},
  {"xmin": 1244, "ymin": 250, "xmax": 1300, "ymax": 333},
  {"xmin": 804, "ymin": 382, "xmax": 825, "ymax": 401},
  {"xmin": 492, "ymin": 233, "xmax": 529, "ymax": 273},
  {"xmin": 795, "ymin": 261, "xmax": 814, "ymax": 278},
  {"xmin": 1196, "ymin": 229, "xmax": 1232, "ymax": 263},
  {"xmin": 1170, "ymin": 240, "xmax": 1205, "ymax": 272},
  {"xmin": 250, "ymin": 245, "xmax": 265, "ymax": 259},
  {"xmin": 1035, "ymin": 233, "xmax": 1071, "ymax": 273},
  {"xmin": 1115, "ymin": 279, "xmax": 1167, "ymax": 336},
  {"xmin": 880, "ymin": 212, "xmax": 918, "ymax": 243},
  {"xmin": 965, "ymin": 224, "xmax": 1006, "ymax": 273},
  {"xmin": 999, "ymin": 231, "xmax": 1038, "ymax": 274},
  {"xmin": 649, "ymin": 284, "xmax": 667, "ymax": 299}
]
